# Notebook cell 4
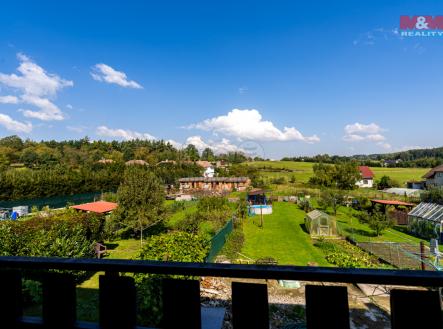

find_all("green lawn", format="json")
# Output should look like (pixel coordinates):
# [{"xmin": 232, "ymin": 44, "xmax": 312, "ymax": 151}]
[
  {"xmin": 241, "ymin": 202, "xmax": 328, "ymax": 266},
  {"xmin": 166, "ymin": 201, "xmax": 198, "ymax": 227},
  {"xmin": 246, "ymin": 160, "xmax": 429, "ymax": 185},
  {"xmin": 76, "ymin": 239, "xmax": 142, "ymax": 321},
  {"xmin": 334, "ymin": 206, "xmax": 428, "ymax": 245},
  {"xmin": 371, "ymin": 167, "xmax": 428, "ymax": 185},
  {"xmin": 246, "ymin": 161, "xmax": 314, "ymax": 183}
]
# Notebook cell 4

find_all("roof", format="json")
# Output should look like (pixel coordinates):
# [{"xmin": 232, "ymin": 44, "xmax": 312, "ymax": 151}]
[
  {"xmin": 97, "ymin": 159, "xmax": 114, "ymax": 164},
  {"xmin": 358, "ymin": 166, "xmax": 374, "ymax": 179},
  {"xmin": 371, "ymin": 199, "xmax": 415, "ymax": 207},
  {"xmin": 71, "ymin": 201, "xmax": 117, "ymax": 214},
  {"xmin": 383, "ymin": 187, "xmax": 422, "ymax": 197},
  {"xmin": 306, "ymin": 209, "xmax": 329, "ymax": 220},
  {"xmin": 409, "ymin": 202, "xmax": 443, "ymax": 222},
  {"xmin": 247, "ymin": 188, "xmax": 270, "ymax": 196},
  {"xmin": 423, "ymin": 165, "xmax": 443, "ymax": 179},
  {"xmin": 125, "ymin": 159, "xmax": 148, "ymax": 166},
  {"xmin": 179, "ymin": 177, "xmax": 249, "ymax": 183},
  {"xmin": 196, "ymin": 160, "xmax": 212, "ymax": 168}
]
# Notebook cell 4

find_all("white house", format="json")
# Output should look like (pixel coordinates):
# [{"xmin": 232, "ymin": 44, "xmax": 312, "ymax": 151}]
[
  {"xmin": 356, "ymin": 166, "xmax": 374, "ymax": 188},
  {"xmin": 203, "ymin": 166, "xmax": 215, "ymax": 178}
]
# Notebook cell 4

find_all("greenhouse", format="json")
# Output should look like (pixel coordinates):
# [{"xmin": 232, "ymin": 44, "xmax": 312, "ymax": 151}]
[
  {"xmin": 408, "ymin": 202, "xmax": 443, "ymax": 240},
  {"xmin": 304, "ymin": 210, "xmax": 337, "ymax": 237}
]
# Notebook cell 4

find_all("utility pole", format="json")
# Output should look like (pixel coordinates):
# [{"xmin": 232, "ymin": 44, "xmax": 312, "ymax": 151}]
[{"xmin": 260, "ymin": 205, "xmax": 263, "ymax": 228}]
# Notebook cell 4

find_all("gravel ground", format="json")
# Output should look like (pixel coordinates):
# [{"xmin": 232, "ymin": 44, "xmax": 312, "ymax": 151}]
[{"xmin": 200, "ymin": 277, "xmax": 392, "ymax": 329}]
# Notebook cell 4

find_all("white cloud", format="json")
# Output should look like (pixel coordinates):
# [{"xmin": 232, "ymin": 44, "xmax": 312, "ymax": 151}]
[
  {"xmin": 67, "ymin": 125, "xmax": 87, "ymax": 133},
  {"xmin": 344, "ymin": 122, "xmax": 385, "ymax": 140},
  {"xmin": 0, "ymin": 113, "xmax": 32, "ymax": 133},
  {"xmin": 0, "ymin": 95, "xmax": 19, "ymax": 104},
  {"xmin": 344, "ymin": 122, "xmax": 383, "ymax": 135},
  {"xmin": 66, "ymin": 104, "xmax": 73, "ymax": 109},
  {"xmin": 377, "ymin": 142, "xmax": 392, "ymax": 150},
  {"xmin": 166, "ymin": 139, "xmax": 184, "ymax": 149},
  {"xmin": 19, "ymin": 95, "xmax": 64, "ymax": 120},
  {"xmin": 188, "ymin": 109, "xmax": 320, "ymax": 143},
  {"xmin": 238, "ymin": 86, "xmax": 248, "ymax": 94},
  {"xmin": 91, "ymin": 64, "xmax": 142, "ymax": 89},
  {"xmin": 366, "ymin": 134, "xmax": 386, "ymax": 142},
  {"xmin": 353, "ymin": 28, "xmax": 425, "ymax": 54},
  {"xmin": 0, "ymin": 53, "xmax": 72, "ymax": 121},
  {"xmin": 96, "ymin": 126, "xmax": 155, "ymax": 141},
  {"xmin": 342, "ymin": 134, "xmax": 365, "ymax": 142},
  {"xmin": 343, "ymin": 122, "xmax": 390, "ymax": 149},
  {"xmin": 184, "ymin": 136, "xmax": 243, "ymax": 154}
]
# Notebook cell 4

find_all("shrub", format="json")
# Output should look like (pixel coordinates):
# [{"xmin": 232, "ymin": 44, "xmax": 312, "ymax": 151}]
[
  {"xmin": 176, "ymin": 197, "xmax": 232, "ymax": 237},
  {"xmin": 299, "ymin": 199, "xmax": 312, "ymax": 212},
  {"xmin": 377, "ymin": 175, "xmax": 400, "ymax": 189},
  {"xmin": 367, "ymin": 210, "xmax": 393, "ymax": 236},
  {"xmin": 352, "ymin": 196, "xmax": 372, "ymax": 211},
  {"xmin": 134, "ymin": 232, "xmax": 209, "ymax": 326},
  {"xmin": 220, "ymin": 229, "xmax": 245, "ymax": 260},
  {"xmin": 315, "ymin": 240, "xmax": 378, "ymax": 268},
  {"xmin": 271, "ymin": 177, "xmax": 286, "ymax": 185},
  {"xmin": 0, "ymin": 211, "xmax": 105, "ymax": 282}
]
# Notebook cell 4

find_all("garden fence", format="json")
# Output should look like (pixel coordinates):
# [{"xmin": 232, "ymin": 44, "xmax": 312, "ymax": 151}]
[
  {"xmin": 356, "ymin": 241, "xmax": 436, "ymax": 270},
  {"xmin": 206, "ymin": 219, "xmax": 234, "ymax": 262}
]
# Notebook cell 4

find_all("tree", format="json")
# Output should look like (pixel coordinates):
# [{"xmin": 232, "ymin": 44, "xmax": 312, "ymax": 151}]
[
  {"xmin": 113, "ymin": 166, "xmax": 165, "ymax": 244},
  {"xmin": 309, "ymin": 162, "xmax": 360, "ymax": 190},
  {"xmin": 201, "ymin": 147, "xmax": 215, "ymax": 161},
  {"xmin": 309, "ymin": 163, "xmax": 335, "ymax": 187},
  {"xmin": 334, "ymin": 162, "xmax": 360, "ymax": 190},
  {"xmin": 185, "ymin": 144, "xmax": 200, "ymax": 161},
  {"xmin": 377, "ymin": 175, "xmax": 399, "ymax": 190},
  {"xmin": 318, "ymin": 189, "xmax": 345, "ymax": 215},
  {"xmin": 367, "ymin": 209, "xmax": 393, "ymax": 236},
  {"xmin": 0, "ymin": 135, "xmax": 24, "ymax": 150},
  {"xmin": 421, "ymin": 187, "xmax": 443, "ymax": 205}
]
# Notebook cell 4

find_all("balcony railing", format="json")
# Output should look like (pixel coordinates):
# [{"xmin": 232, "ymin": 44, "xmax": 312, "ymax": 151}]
[{"xmin": 0, "ymin": 256, "xmax": 442, "ymax": 329}]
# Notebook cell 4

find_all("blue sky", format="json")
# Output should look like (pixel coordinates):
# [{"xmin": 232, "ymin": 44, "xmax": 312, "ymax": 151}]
[{"xmin": 0, "ymin": 1, "xmax": 442, "ymax": 158}]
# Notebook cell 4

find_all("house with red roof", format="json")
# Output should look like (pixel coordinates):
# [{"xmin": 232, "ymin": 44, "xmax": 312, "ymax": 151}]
[{"xmin": 356, "ymin": 166, "xmax": 375, "ymax": 188}]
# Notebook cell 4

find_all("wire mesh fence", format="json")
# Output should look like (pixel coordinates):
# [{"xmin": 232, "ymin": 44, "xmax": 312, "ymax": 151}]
[
  {"xmin": 355, "ymin": 241, "xmax": 435, "ymax": 270},
  {"xmin": 0, "ymin": 192, "xmax": 103, "ymax": 210},
  {"xmin": 206, "ymin": 219, "xmax": 233, "ymax": 262}
]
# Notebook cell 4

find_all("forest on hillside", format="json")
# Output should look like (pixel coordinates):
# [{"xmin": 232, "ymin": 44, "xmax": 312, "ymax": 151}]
[{"xmin": 0, "ymin": 135, "xmax": 257, "ymax": 200}]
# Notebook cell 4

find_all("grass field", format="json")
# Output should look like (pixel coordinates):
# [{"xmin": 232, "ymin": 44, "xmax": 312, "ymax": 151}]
[
  {"xmin": 241, "ymin": 202, "xmax": 328, "ymax": 266},
  {"xmin": 246, "ymin": 160, "xmax": 429, "ymax": 185},
  {"xmin": 76, "ymin": 239, "xmax": 142, "ymax": 321},
  {"xmin": 333, "ymin": 206, "xmax": 426, "ymax": 245}
]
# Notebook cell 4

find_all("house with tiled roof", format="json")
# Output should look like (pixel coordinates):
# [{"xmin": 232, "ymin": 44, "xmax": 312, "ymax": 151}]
[
  {"xmin": 356, "ymin": 166, "xmax": 375, "ymax": 188},
  {"xmin": 423, "ymin": 164, "xmax": 443, "ymax": 189}
]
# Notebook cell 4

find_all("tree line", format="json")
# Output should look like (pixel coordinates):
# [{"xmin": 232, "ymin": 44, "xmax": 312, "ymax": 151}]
[
  {"xmin": 0, "ymin": 135, "xmax": 254, "ymax": 169},
  {"xmin": 282, "ymin": 146, "xmax": 443, "ymax": 168},
  {"xmin": 0, "ymin": 135, "xmax": 260, "ymax": 200}
]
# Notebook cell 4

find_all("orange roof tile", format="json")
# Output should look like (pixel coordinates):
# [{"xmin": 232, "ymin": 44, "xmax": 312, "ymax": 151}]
[{"xmin": 71, "ymin": 201, "xmax": 117, "ymax": 214}]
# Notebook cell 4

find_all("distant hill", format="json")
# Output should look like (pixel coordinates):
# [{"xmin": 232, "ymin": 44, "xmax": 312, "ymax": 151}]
[{"xmin": 282, "ymin": 146, "xmax": 443, "ymax": 168}]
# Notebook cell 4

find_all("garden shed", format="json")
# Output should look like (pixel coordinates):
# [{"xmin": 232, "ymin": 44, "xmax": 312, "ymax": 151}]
[
  {"xmin": 408, "ymin": 202, "xmax": 443, "ymax": 240},
  {"xmin": 304, "ymin": 210, "xmax": 337, "ymax": 237}
]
